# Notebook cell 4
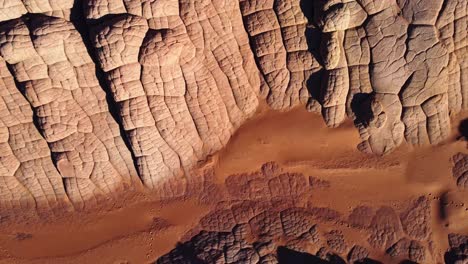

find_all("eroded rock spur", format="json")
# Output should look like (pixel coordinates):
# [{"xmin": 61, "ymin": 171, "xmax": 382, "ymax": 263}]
[{"xmin": 0, "ymin": 0, "xmax": 466, "ymax": 262}]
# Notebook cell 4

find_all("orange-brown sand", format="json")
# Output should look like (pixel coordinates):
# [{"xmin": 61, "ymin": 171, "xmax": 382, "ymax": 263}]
[{"xmin": 0, "ymin": 107, "xmax": 466, "ymax": 263}]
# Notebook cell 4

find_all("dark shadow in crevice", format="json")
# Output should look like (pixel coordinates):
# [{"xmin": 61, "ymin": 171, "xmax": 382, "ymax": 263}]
[
  {"xmin": 156, "ymin": 242, "xmax": 206, "ymax": 264},
  {"xmin": 355, "ymin": 258, "xmax": 383, "ymax": 264},
  {"xmin": 299, "ymin": 0, "xmax": 321, "ymax": 57},
  {"xmin": 4, "ymin": 62, "xmax": 45, "ymax": 143},
  {"xmin": 0, "ymin": 16, "xmax": 72, "ymax": 171},
  {"xmin": 5, "ymin": 16, "xmax": 52, "ymax": 157},
  {"xmin": 351, "ymin": 92, "xmax": 374, "ymax": 126},
  {"xmin": 328, "ymin": 3, "xmax": 345, "ymax": 13},
  {"xmin": 399, "ymin": 261, "xmax": 418, "ymax": 264},
  {"xmin": 84, "ymin": 13, "xmax": 127, "ymax": 26},
  {"xmin": 457, "ymin": 118, "xmax": 468, "ymax": 140},
  {"xmin": 306, "ymin": 69, "xmax": 324, "ymax": 103},
  {"xmin": 444, "ymin": 250, "xmax": 467, "ymax": 264},
  {"xmin": 0, "ymin": 16, "xmax": 77, "ymax": 209},
  {"xmin": 69, "ymin": 0, "xmax": 140, "ymax": 178},
  {"xmin": 299, "ymin": 0, "xmax": 324, "ymax": 105},
  {"xmin": 277, "ymin": 247, "xmax": 346, "ymax": 264}
]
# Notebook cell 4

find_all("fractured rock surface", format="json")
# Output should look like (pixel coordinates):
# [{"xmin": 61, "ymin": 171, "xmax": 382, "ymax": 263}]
[{"xmin": 0, "ymin": 0, "xmax": 466, "ymax": 245}]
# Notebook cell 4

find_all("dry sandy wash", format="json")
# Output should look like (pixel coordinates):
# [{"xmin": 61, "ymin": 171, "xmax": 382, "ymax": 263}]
[{"xmin": 0, "ymin": 0, "xmax": 466, "ymax": 263}]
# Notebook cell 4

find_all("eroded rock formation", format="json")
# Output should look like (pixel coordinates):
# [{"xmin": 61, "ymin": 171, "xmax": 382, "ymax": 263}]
[
  {"xmin": 0, "ymin": 1, "xmax": 466, "ymax": 258},
  {"xmin": 156, "ymin": 162, "xmax": 446, "ymax": 263}
]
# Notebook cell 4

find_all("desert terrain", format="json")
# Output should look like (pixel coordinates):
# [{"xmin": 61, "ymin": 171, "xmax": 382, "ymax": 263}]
[
  {"xmin": 0, "ymin": 0, "xmax": 466, "ymax": 263},
  {"xmin": 0, "ymin": 106, "xmax": 465, "ymax": 263}
]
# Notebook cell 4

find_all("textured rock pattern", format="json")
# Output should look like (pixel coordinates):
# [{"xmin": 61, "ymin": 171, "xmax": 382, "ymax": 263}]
[
  {"xmin": 0, "ymin": 56, "xmax": 71, "ymax": 213},
  {"xmin": 446, "ymin": 233, "xmax": 468, "ymax": 263},
  {"xmin": 452, "ymin": 152, "xmax": 468, "ymax": 189},
  {"xmin": 0, "ymin": 0, "xmax": 465, "ymax": 214},
  {"xmin": 0, "ymin": 17, "xmax": 138, "ymax": 209},
  {"xmin": 156, "ymin": 162, "xmax": 440, "ymax": 263}
]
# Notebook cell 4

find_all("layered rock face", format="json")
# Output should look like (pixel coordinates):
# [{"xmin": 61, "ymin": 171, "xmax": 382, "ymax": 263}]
[{"xmin": 0, "ymin": 0, "xmax": 466, "ymax": 212}]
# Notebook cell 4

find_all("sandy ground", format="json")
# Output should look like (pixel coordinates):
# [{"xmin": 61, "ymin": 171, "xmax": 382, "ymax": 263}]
[{"xmin": 0, "ymin": 107, "xmax": 466, "ymax": 263}]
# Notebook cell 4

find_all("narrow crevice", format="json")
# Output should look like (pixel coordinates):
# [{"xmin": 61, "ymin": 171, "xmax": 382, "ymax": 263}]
[
  {"xmin": 435, "ymin": 0, "xmax": 450, "ymax": 27},
  {"xmin": 300, "ymin": 0, "xmax": 324, "ymax": 105},
  {"xmin": 277, "ymin": 246, "xmax": 345, "ymax": 264},
  {"xmin": 398, "ymin": 72, "xmax": 415, "ymax": 104},
  {"xmin": 70, "ymin": 1, "xmax": 141, "ymax": 180},
  {"xmin": 351, "ymin": 92, "xmax": 374, "ymax": 127},
  {"xmin": 397, "ymin": 72, "xmax": 415, "ymax": 143},
  {"xmin": 238, "ymin": 10, "xmax": 272, "ymax": 100},
  {"xmin": 85, "ymin": 13, "xmax": 127, "ymax": 26},
  {"xmin": 18, "ymin": 15, "xmax": 60, "ymax": 170},
  {"xmin": 0, "ymin": 16, "xmax": 80, "ymax": 209},
  {"xmin": 4, "ymin": 62, "xmax": 46, "ymax": 148}
]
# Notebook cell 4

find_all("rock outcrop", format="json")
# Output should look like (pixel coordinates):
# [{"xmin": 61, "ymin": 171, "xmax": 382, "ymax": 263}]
[
  {"xmin": 156, "ymin": 162, "xmax": 440, "ymax": 263},
  {"xmin": 0, "ymin": 0, "xmax": 465, "ymax": 219}
]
